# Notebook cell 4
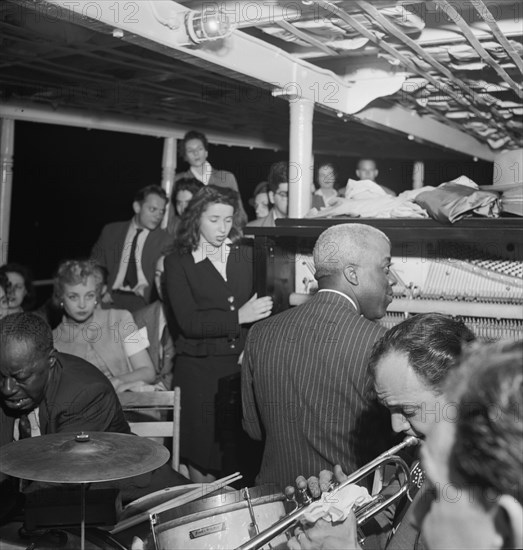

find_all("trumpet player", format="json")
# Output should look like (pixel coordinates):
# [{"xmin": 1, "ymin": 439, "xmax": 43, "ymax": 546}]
[
  {"xmin": 287, "ymin": 339, "xmax": 522, "ymax": 550},
  {"xmin": 288, "ymin": 313, "xmax": 476, "ymax": 550}
]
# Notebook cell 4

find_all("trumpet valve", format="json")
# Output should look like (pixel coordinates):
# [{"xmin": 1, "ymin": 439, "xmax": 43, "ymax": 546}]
[
  {"xmin": 327, "ymin": 480, "xmax": 339, "ymax": 492},
  {"xmin": 298, "ymin": 487, "xmax": 313, "ymax": 505}
]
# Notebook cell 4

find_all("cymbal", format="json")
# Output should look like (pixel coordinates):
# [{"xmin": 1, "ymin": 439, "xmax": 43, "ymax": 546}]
[{"xmin": 0, "ymin": 432, "xmax": 169, "ymax": 483}]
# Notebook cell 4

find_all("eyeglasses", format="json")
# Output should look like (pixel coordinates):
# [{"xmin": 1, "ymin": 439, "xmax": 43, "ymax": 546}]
[{"xmin": 275, "ymin": 191, "xmax": 288, "ymax": 198}]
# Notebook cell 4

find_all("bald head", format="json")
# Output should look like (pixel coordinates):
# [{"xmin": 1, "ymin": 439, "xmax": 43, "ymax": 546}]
[
  {"xmin": 0, "ymin": 313, "xmax": 54, "ymax": 413},
  {"xmin": 313, "ymin": 223, "xmax": 390, "ymax": 280},
  {"xmin": 312, "ymin": 224, "xmax": 393, "ymax": 320},
  {"xmin": 0, "ymin": 312, "xmax": 53, "ymax": 359}
]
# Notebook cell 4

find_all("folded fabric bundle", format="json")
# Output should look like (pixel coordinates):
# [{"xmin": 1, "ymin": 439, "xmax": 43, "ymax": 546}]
[
  {"xmin": 414, "ymin": 176, "xmax": 500, "ymax": 223},
  {"xmin": 306, "ymin": 196, "xmax": 428, "ymax": 219},
  {"xmin": 301, "ymin": 484, "xmax": 372, "ymax": 524}
]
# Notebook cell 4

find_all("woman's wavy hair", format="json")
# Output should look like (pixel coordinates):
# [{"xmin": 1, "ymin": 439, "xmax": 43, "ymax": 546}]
[
  {"xmin": 53, "ymin": 259, "xmax": 105, "ymax": 306},
  {"xmin": 0, "ymin": 262, "xmax": 37, "ymax": 310},
  {"xmin": 175, "ymin": 185, "xmax": 242, "ymax": 252}
]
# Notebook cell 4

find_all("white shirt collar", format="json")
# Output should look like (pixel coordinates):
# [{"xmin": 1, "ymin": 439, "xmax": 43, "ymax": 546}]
[
  {"xmin": 190, "ymin": 162, "xmax": 213, "ymax": 185},
  {"xmin": 317, "ymin": 289, "xmax": 359, "ymax": 313},
  {"xmin": 192, "ymin": 237, "xmax": 232, "ymax": 264}
]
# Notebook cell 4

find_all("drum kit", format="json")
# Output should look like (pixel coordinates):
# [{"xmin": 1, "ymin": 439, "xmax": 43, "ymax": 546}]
[
  {"xmin": 0, "ymin": 433, "xmax": 420, "ymax": 550},
  {"xmin": 0, "ymin": 432, "xmax": 169, "ymax": 550},
  {"xmin": 0, "ymin": 432, "xmax": 287, "ymax": 550}
]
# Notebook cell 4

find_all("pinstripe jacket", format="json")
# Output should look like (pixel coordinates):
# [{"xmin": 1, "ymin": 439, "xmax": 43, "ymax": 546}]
[{"xmin": 242, "ymin": 290, "xmax": 391, "ymax": 490}]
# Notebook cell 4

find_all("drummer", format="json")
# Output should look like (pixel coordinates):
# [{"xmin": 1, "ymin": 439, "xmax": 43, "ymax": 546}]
[
  {"xmin": 0, "ymin": 313, "xmax": 187, "ymax": 519},
  {"xmin": 0, "ymin": 313, "xmax": 131, "ymax": 516}
]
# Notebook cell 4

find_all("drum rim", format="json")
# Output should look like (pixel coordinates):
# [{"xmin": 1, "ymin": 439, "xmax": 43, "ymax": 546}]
[
  {"xmin": 154, "ymin": 494, "xmax": 285, "ymax": 534},
  {"xmin": 155, "ymin": 485, "xmax": 284, "ymax": 525}
]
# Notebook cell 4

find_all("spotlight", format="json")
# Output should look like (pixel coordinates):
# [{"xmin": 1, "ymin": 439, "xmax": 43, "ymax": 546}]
[{"xmin": 185, "ymin": 10, "xmax": 232, "ymax": 44}]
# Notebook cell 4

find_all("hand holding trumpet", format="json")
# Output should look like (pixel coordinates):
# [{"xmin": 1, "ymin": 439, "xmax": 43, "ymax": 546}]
[
  {"xmin": 287, "ymin": 513, "xmax": 362, "ymax": 550},
  {"xmin": 285, "ymin": 467, "xmax": 364, "ymax": 550}
]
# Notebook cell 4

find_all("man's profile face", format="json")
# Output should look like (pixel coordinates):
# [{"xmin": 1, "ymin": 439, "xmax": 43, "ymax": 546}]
[
  {"xmin": 0, "ymin": 340, "xmax": 52, "ymax": 413},
  {"xmin": 374, "ymin": 350, "xmax": 448, "ymax": 439},
  {"xmin": 269, "ymin": 182, "xmax": 289, "ymax": 217},
  {"xmin": 352, "ymin": 236, "xmax": 393, "ymax": 320},
  {"xmin": 134, "ymin": 193, "xmax": 167, "ymax": 231},
  {"xmin": 356, "ymin": 159, "xmax": 378, "ymax": 182},
  {"xmin": 419, "ymin": 420, "xmax": 505, "ymax": 550}
]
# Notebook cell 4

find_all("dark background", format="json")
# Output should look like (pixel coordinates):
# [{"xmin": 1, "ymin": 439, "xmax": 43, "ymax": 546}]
[{"xmin": 8, "ymin": 120, "xmax": 493, "ymax": 291}]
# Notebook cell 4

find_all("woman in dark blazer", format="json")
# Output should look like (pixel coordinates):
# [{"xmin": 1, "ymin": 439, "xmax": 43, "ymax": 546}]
[{"xmin": 164, "ymin": 185, "xmax": 272, "ymax": 481}]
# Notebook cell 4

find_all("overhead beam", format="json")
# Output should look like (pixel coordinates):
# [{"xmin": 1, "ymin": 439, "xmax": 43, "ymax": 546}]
[
  {"xmin": 13, "ymin": 0, "xmax": 495, "ymax": 159},
  {"xmin": 0, "ymin": 102, "xmax": 283, "ymax": 150},
  {"xmin": 355, "ymin": 103, "xmax": 496, "ymax": 162}
]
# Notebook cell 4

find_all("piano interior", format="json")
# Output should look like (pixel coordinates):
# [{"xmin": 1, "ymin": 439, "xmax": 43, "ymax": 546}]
[{"xmin": 248, "ymin": 219, "xmax": 522, "ymax": 342}]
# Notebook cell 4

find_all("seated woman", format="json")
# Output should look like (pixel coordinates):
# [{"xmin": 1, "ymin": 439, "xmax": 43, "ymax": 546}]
[
  {"xmin": 52, "ymin": 259, "xmax": 157, "ymax": 392},
  {"xmin": 312, "ymin": 163, "xmax": 340, "ymax": 209},
  {"xmin": 0, "ymin": 262, "xmax": 36, "ymax": 314},
  {"xmin": 167, "ymin": 176, "xmax": 203, "ymax": 235},
  {"xmin": 249, "ymin": 181, "xmax": 270, "ymax": 220}
]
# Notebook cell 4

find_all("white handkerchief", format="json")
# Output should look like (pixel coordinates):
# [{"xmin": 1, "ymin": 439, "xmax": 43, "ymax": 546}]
[{"xmin": 301, "ymin": 484, "xmax": 372, "ymax": 524}]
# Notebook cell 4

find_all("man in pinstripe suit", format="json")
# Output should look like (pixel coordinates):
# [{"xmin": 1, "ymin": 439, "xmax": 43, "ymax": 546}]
[{"xmin": 242, "ymin": 224, "xmax": 395, "ymax": 490}]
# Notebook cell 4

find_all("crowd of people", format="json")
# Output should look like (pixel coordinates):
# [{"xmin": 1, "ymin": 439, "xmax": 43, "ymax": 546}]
[{"xmin": 0, "ymin": 130, "xmax": 521, "ymax": 550}]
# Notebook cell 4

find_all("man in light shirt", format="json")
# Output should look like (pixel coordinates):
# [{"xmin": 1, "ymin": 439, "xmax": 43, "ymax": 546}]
[
  {"xmin": 246, "ymin": 161, "xmax": 289, "ymax": 228},
  {"xmin": 355, "ymin": 158, "xmax": 396, "ymax": 197},
  {"xmin": 91, "ymin": 185, "xmax": 170, "ymax": 312}
]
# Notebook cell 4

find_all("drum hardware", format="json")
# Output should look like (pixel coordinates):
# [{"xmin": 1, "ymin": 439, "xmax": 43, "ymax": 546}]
[
  {"xmin": 0, "ymin": 432, "xmax": 169, "ymax": 550},
  {"xmin": 150, "ymin": 513, "xmax": 160, "ymax": 550},
  {"xmin": 243, "ymin": 487, "xmax": 260, "ymax": 538},
  {"xmin": 235, "ymin": 436, "xmax": 420, "ymax": 550}
]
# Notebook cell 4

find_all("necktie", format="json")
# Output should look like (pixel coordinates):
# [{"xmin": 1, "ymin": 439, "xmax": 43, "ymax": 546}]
[
  {"xmin": 18, "ymin": 414, "xmax": 32, "ymax": 439},
  {"xmin": 123, "ymin": 228, "xmax": 143, "ymax": 289}
]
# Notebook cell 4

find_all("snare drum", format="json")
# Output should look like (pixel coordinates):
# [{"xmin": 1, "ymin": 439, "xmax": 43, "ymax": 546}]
[{"xmin": 150, "ymin": 485, "xmax": 287, "ymax": 550}]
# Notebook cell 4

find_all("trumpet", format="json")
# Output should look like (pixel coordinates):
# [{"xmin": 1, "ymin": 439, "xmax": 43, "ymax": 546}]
[{"xmin": 236, "ymin": 435, "xmax": 420, "ymax": 550}]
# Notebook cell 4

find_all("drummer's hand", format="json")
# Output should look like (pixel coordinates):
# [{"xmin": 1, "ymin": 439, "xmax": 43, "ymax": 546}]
[{"xmin": 287, "ymin": 513, "xmax": 362, "ymax": 550}]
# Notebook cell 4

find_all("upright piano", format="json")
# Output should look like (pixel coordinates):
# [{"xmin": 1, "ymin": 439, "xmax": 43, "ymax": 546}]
[{"xmin": 246, "ymin": 218, "xmax": 522, "ymax": 341}]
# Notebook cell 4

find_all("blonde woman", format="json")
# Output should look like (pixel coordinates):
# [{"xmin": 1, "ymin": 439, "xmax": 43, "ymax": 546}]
[{"xmin": 52, "ymin": 259, "xmax": 156, "ymax": 392}]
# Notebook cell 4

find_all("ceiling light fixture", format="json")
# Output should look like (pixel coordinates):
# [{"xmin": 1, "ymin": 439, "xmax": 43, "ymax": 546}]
[{"xmin": 185, "ymin": 10, "xmax": 232, "ymax": 44}]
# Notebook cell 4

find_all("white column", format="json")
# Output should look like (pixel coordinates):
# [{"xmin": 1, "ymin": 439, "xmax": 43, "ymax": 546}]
[
  {"xmin": 161, "ymin": 137, "xmax": 177, "ymax": 230},
  {"xmin": 0, "ymin": 118, "xmax": 15, "ymax": 263},
  {"xmin": 412, "ymin": 160, "xmax": 424, "ymax": 189},
  {"xmin": 289, "ymin": 99, "xmax": 314, "ymax": 218}
]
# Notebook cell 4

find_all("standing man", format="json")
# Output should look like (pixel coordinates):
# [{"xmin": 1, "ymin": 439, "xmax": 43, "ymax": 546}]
[
  {"xmin": 246, "ymin": 161, "xmax": 289, "ymax": 227},
  {"xmin": 355, "ymin": 158, "xmax": 396, "ymax": 196},
  {"xmin": 242, "ymin": 223, "xmax": 395, "ymax": 490},
  {"xmin": 91, "ymin": 185, "xmax": 170, "ymax": 312}
]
